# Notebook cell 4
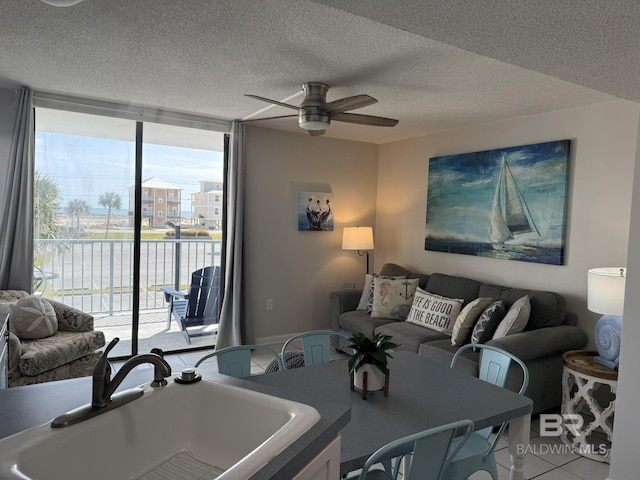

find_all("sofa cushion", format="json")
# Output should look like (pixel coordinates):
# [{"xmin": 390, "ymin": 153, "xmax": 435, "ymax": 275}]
[
  {"xmin": 0, "ymin": 290, "xmax": 28, "ymax": 303},
  {"xmin": 405, "ymin": 289, "xmax": 464, "ymax": 334},
  {"xmin": 379, "ymin": 263, "xmax": 413, "ymax": 277},
  {"xmin": 19, "ymin": 330, "xmax": 106, "ymax": 377},
  {"xmin": 9, "ymin": 352, "xmax": 103, "ymax": 388},
  {"xmin": 356, "ymin": 274, "xmax": 374, "ymax": 311},
  {"xmin": 340, "ymin": 310, "xmax": 395, "ymax": 338},
  {"xmin": 375, "ymin": 322, "xmax": 449, "ymax": 353},
  {"xmin": 11, "ymin": 296, "xmax": 58, "ymax": 339},
  {"xmin": 0, "ymin": 301, "xmax": 14, "ymax": 316},
  {"xmin": 425, "ymin": 273, "xmax": 482, "ymax": 307},
  {"xmin": 451, "ymin": 297, "xmax": 494, "ymax": 346},
  {"xmin": 49, "ymin": 300, "xmax": 95, "ymax": 332},
  {"xmin": 7, "ymin": 332, "xmax": 21, "ymax": 379},
  {"xmin": 371, "ymin": 277, "xmax": 420, "ymax": 320},
  {"xmin": 379, "ymin": 263, "xmax": 428, "ymax": 289},
  {"xmin": 493, "ymin": 295, "xmax": 531, "ymax": 339},
  {"xmin": 470, "ymin": 300, "xmax": 506, "ymax": 344},
  {"xmin": 478, "ymin": 285, "xmax": 565, "ymax": 330}
]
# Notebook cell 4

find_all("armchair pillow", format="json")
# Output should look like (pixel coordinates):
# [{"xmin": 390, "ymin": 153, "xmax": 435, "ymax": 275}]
[{"xmin": 10, "ymin": 296, "xmax": 58, "ymax": 340}]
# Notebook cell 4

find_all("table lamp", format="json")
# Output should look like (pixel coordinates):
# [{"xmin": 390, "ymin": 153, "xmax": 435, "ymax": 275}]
[
  {"xmin": 587, "ymin": 267, "xmax": 626, "ymax": 369},
  {"xmin": 342, "ymin": 227, "xmax": 374, "ymax": 274}
]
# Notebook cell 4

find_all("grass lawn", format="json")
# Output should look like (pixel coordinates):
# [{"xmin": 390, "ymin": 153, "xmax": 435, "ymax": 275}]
[{"xmin": 86, "ymin": 231, "xmax": 221, "ymax": 240}]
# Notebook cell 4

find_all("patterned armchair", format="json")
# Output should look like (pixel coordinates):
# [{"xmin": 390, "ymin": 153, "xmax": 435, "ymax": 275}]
[{"xmin": 0, "ymin": 290, "xmax": 105, "ymax": 387}]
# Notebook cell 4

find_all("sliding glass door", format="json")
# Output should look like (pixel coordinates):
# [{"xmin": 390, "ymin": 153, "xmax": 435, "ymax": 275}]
[{"xmin": 34, "ymin": 108, "xmax": 225, "ymax": 358}]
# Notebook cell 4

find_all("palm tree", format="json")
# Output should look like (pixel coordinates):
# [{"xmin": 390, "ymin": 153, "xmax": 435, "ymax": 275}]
[
  {"xmin": 67, "ymin": 199, "xmax": 89, "ymax": 236},
  {"xmin": 34, "ymin": 171, "xmax": 60, "ymax": 242},
  {"xmin": 33, "ymin": 171, "xmax": 61, "ymax": 264},
  {"xmin": 98, "ymin": 192, "xmax": 122, "ymax": 238}
]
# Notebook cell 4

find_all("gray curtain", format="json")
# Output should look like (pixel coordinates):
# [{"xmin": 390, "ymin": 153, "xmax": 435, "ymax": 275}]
[
  {"xmin": 0, "ymin": 87, "xmax": 34, "ymax": 291},
  {"xmin": 215, "ymin": 122, "xmax": 252, "ymax": 348}
]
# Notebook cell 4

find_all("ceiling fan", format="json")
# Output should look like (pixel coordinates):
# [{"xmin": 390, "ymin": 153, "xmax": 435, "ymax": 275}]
[{"xmin": 244, "ymin": 82, "xmax": 399, "ymax": 136}]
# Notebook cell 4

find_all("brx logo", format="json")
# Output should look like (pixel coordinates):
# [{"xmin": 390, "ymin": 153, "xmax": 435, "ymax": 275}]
[{"xmin": 539, "ymin": 414, "xmax": 583, "ymax": 437}]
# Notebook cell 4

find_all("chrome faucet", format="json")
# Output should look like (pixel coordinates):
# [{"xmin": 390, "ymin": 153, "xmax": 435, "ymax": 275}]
[{"xmin": 51, "ymin": 337, "xmax": 172, "ymax": 428}]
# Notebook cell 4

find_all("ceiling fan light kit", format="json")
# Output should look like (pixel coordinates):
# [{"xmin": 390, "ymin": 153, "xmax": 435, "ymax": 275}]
[
  {"xmin": 299, "ymin": 113, "xmax": 330, "ymax": 130},
  {"xmin": 41, "ymin": 0, "xmax": 84, "ymax": 6},
  {"xmin": 245, "ymin": 82, "xmax": 398, "ymax": 137}
]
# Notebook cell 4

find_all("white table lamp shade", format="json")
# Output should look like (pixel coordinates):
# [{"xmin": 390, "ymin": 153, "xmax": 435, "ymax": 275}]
[
  {"xmin": 342, "ymin": 227, "xmax": 374, "ymax": 251},
  {"xmin": 587, "ymin": 267, "xmax": 626, "ymax": 316}
]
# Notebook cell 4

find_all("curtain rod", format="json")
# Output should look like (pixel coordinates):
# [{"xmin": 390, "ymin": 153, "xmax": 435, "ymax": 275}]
[{"xmin": 33, "ymin": 91, "xmax": 232, "ymax": 133}]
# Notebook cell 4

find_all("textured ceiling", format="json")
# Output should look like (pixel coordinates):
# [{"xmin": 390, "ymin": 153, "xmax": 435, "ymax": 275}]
[{"xmin": 0, "ymin": 0, "xmax": 628, "ymax": 144}]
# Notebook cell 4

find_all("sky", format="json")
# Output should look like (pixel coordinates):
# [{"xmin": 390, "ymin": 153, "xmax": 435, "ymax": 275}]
[{"xmin": 35, "ymin": 132, "xmax": 224, "ymax": 215}]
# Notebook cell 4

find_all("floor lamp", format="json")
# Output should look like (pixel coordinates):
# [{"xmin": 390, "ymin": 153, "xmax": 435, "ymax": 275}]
[
  {"xmin": 342, "ymin": 227, "xmax": 374, "ymax": 274},
  {"xmin": 587, "ymin": 267, "xmax": 626, "ymax": 369}
]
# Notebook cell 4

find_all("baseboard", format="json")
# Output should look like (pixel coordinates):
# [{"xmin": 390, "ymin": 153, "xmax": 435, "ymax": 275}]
[
  {"xmin": 256, "ymin": 330, "xmax": 345, "ymax": 348},
  {"xmin": 254, "ymin": 333, "xmax": 300, "ymax": 347}
]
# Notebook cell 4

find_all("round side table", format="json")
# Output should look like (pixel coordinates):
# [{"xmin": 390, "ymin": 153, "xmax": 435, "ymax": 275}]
[{"xmin": 561, "ymin": 350, "xmax": 617, "ymax": 463}]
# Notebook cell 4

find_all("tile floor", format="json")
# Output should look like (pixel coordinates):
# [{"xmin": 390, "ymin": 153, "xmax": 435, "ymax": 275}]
[{"xmin": 114, "ymin": 344, "xmax": 611, "ymax": 480}]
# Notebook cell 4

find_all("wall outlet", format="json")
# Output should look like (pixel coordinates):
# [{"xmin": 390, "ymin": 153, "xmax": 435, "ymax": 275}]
[
  {"xmin": 266, "ymin": 298, "xmax": 274, "ymax": 311},
  {"xmin": 343, "ymin": 283, "xmax": 355, "ymax": 289}
]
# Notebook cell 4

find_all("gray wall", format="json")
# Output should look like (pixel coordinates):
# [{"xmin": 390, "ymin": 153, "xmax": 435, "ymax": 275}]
[
  {"xmin": 610, "ymin": 112, "xmax": 640, "ymax": 480},
  {"xmin": 371, "ymin": 99, "xmax": 639, "ymax": 480},
  {"xmin": 244, "ymin": 125, "xmax": 379, "ymax": 342},
  {"xmin": 376, "ymin": 100, "xmax": 639, "ymax": 350}
]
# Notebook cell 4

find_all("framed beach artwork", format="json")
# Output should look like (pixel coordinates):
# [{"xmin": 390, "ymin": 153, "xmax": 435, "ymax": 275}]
[
  {"xmin": 298, "ymin": 192, "xmax": 334, "ymax": 231},
  {"xmin": 425, "ymin": 140, "xmax": 570, "ymax": 265}
]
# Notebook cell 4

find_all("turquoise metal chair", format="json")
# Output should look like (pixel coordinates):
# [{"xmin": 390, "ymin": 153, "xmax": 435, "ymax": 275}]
[
  {"xmin": 443, "ymin": 343, "xmax": 529, "ymax": 480},
  {"xmin": 348, "ymin": 419, "xmax": 474, "ymax": 480},
  {"xmin": 194, "ymin": 345, "xmax": 283, "ymax": 378},
  {"xmin": 281, "ymin": 330, "xmax": 351, "ymax": 368}
]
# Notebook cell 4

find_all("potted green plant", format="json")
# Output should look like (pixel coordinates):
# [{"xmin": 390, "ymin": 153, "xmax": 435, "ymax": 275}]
[{"xmin": 347, "ymin": 332, "xmax": 398, "ymax": 392}]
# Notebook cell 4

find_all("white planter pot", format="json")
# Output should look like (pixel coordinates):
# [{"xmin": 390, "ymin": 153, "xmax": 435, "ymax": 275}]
[{"xmin": 354, "ymin": 364, "xmax": 385, "ymax": 391}]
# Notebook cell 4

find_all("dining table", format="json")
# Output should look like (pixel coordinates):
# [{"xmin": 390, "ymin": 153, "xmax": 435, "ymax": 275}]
[
  {"xmin": 0, "ymin": 350, "xmax": 532, "ymax": 480},
  {"xmin": 246, "ymin": 350, "xmax": 533, "ymax": 480}
]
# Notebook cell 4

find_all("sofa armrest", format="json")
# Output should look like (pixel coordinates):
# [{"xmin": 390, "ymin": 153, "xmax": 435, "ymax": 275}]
[
  {"xmin": 0, "ymin": 290, "xmax": 29, "ymax": 303},
  {"xmin": 7, "ymin": 331, "xmax": 21, "ymax": 379},
  {"xmin": 330, "ymin": 289, "xmax": 362, "ymax": 331},
  {"xmin": 48, "ymin": 299, "xmax": 95, "ymax": 332},
  {"xmin": 486, "ymin": 325, "xmax": 588, "ymax": 362}
]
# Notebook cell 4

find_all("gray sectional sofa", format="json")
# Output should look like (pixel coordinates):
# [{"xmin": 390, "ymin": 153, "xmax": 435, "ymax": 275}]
[{"xmin": 330, "ymin": 263, "xmax": 588, "ymax": 414}]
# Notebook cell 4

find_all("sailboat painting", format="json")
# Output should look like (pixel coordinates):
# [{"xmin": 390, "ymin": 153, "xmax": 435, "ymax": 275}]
[{"xmin": 425, "ymin": 140, "xmax": 570, "ymax": 265}]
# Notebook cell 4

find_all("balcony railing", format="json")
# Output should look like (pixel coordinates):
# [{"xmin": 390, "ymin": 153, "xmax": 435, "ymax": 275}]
[{"xmin": 34, "ymin": 238, "xmax": 222, "ymax": 315}]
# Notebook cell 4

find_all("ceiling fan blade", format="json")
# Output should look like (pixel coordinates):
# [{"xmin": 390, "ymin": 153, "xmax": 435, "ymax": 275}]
[
  {"xmin": 240, "ymin": 114, "xmax": 298, "ymax": 123},
  {"xmin": 331, "ymin": 112, "xmax": 399, "ymax": 127},
  {"xmin": 245, "ymin": 94, "xmax": 302, "ymax": 111},
  {"xmin": 324, "ymin": 95, "xmax": 377, "ymax": 114},
  {"xmin": 308, "ymin": 129, "xmax": 326, "ymax": 137}
]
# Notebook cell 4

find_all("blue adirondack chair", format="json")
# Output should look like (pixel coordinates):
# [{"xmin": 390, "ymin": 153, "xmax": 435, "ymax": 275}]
[{"xmin": 162, "ymin": 266, "xmax": 221, "ymax": 344}]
